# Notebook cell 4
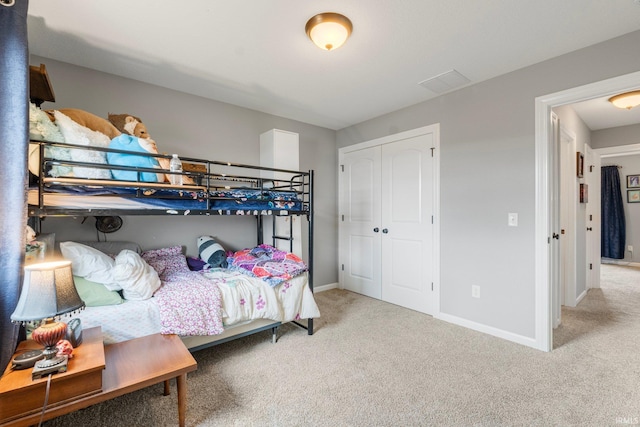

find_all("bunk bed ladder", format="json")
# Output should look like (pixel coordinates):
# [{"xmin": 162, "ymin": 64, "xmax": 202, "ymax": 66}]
[{"xmin": 270, "ymin": 215, "xmax": 294, "ymax": 253}]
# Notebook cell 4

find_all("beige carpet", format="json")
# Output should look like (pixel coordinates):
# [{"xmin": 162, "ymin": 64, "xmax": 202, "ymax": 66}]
[{"xmin": 45, "ymin": 265, "xmax": 640, "ymax": 426}]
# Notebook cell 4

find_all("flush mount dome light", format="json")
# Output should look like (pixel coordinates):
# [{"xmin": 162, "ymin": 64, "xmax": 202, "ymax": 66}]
[
  {"xmin": 608, "ymin": 90, "xmax": 640, "ymax": 110},
  {"xmin": 305, "ymin": 12, "xmax": 353, "ymax": 51}
]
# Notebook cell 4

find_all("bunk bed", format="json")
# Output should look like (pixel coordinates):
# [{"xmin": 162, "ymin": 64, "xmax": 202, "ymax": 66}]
[{"xmin": 27, "ymin": 139, "xmax": 317, "ymax": 352}]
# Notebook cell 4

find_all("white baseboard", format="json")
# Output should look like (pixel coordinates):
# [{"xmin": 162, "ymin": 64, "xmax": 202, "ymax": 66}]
[
  {"xmin": 436, "ymin": 312, "xmax": 539, "ymax": 350},
  {"xmin": 314, "ymin": 282, "xmax": 338, "ymax": 293},
  {"xmin": 575, "ymin": 289, "xmax": 588, "ymax": 305}
]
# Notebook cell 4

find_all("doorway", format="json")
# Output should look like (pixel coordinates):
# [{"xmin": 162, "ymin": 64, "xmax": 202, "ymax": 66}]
[{"xmin": 535, "ymin": 70, "xmax": 640, "ymax": 352}]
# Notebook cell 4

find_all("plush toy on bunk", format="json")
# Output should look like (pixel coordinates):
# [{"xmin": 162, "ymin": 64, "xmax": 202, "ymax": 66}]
[{"xmin": 27, "ymin": 102, "xmax": 197, "ymax": 184}]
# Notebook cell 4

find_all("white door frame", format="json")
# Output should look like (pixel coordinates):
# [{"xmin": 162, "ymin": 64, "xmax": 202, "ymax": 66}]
[
  {"xmin": 550, "ymin": 112, "xmax": 561, "ymax": 329},
  {"xmin": 583, "ymin": 145, "xmax": 600, "ymax": 299},
  {"xmin": 534, "ymin": 71, "xmax": 640, "ymax": 352}
]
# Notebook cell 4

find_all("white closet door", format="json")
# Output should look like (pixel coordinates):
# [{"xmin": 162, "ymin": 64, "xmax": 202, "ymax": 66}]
[
  {"xmin": 340, "ymin": 146, "xmax": 382, "ymax": 299},
  {"xmin": 380, "ymin": 134, "xmax": 434, "ymax": 314}
]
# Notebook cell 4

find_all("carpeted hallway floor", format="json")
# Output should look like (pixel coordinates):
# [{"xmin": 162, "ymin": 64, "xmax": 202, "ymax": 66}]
[{"xmin": 45, "ymin": 264, "xmax": 640, "ymax": 426}]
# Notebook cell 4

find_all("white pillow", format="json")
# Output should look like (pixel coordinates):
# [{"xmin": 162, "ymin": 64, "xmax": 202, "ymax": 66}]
[
  {"xmin": 28, "ymin": 102, "xmax": 72, "ymax": 178},
  {"xmin": 60, "ymin": 241, "xmax": 118, "ymax": 289},
  {"xmin": 53, "ymin": 110, "xmax": 112, "ymax": 179},
  {"xmin": 112, "ymin": 250, "xmax": 161, "ymax": 301}
]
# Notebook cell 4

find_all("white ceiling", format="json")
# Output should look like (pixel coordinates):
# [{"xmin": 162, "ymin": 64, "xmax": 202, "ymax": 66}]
[
  {"xmin": 571, "ymin": 95, "xmax": 640, "ymax": 131},
  {"xmin": 27, "ymin": 1, "xmax": 640, "ymax": 131}
]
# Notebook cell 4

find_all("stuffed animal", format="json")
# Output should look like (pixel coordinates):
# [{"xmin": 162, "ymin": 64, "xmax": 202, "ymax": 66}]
[
  {"xmin": 46, "ymin": 108, "xmax": 121, "ymax": 140},
  {"xmin": 56, "ymin": 339, "xmax": 74, "ymax": 359},
  {"xmin": 108, "ymin": 113, "xmax": 195, "ymax": 185},
  {"xmin": 25, "ymin": 225, "xmax": 36, "ymax": 244},
  {"xmin": 108, "ymin": 113, "xmax": 150, "ymax": 139},
  {"xmin": 197, "ymin": 236, "xmax": 228, "ymax": 268},
  {"xmin": 107, "ymin": 134, "xmax": 164, "ymax": 182}
]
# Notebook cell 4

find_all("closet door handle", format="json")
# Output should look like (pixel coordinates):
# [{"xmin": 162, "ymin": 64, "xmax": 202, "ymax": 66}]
[
  {"xmin": 373, "ymin": 227, "xmax": 379, "ymax": 233},
  {"xmin": 587, "ymin": 227, "xmax": 593, "ymax": 231},
  {"xmin": 382, "ymin": 228, "xmax": 389, "ymax": 234}
]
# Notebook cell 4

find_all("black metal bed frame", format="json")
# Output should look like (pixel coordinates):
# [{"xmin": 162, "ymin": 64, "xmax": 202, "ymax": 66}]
[{"xmin": 28, "ymin": 140, "xmax": 315, "ymax": 342}]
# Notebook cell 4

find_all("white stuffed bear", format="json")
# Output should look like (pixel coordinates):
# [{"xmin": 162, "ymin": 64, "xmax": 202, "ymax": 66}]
[{"xmin": 25, "ymin": 225, "xmax": 36, "ymax": 244}]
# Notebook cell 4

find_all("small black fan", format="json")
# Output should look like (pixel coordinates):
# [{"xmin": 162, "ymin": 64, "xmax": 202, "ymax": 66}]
[{"xmin": 95, "ymin": 216, "xmax": 123, "ymax": 233}]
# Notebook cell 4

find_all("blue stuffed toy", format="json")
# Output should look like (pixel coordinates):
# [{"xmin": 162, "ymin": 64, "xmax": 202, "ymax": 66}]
[{"xmin": 107, "ymin": 134, "xmax": 162, "ymax": 182}]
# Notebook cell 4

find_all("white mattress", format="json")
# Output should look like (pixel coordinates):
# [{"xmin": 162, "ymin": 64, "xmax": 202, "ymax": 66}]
[
  {"xmin": 74, "ymin": 298, "xmax": 162, "ymax": 344},
  {"xmin": 28, "ymin": 188, "xmax": 153, "ymax": 210}
]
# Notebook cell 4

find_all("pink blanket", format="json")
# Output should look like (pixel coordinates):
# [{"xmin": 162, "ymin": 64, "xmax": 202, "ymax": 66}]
[{"xmin": 153, "ymin": 270, "xmax": 224, "ymax": 336}]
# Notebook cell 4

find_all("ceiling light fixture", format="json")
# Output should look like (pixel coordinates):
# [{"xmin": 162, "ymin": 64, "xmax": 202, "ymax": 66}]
[
  {"xmin": 608, "ymin": 90, "xmax": 640, "ymax": 110},
  {"xmin": 305, "ymin": 12, "xmax": 353, "ymax": 51}
]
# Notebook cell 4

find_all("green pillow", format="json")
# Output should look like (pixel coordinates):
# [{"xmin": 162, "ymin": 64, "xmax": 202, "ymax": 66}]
[{"xmin": 73, "ymin": 275, "xmax": 124, "ymax": 307}]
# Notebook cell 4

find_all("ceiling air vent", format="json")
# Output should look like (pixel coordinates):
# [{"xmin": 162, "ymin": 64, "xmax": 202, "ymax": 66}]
[{"xmin": 418, "ymin": 69, "xmax": 470, "ymax": 95}]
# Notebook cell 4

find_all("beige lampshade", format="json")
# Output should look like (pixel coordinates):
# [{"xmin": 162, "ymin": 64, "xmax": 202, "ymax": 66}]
[
  {"xmin": 305, "ymin": 13, "xmax": 353, "ymax": 51},
  {"xmin": 11, "ymin": 260, "xmax": 85, "ymax": 324}
]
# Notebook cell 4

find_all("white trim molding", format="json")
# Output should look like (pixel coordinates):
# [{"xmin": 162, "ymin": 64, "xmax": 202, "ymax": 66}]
[
  {"xmin": 314, "ymin": 282, "xmax": 339, "ymax": 293},
  {"xmin": 437, "ymin": 313, "xmax": 539, "ymax": 349},
  {"xmin": 534, "ymin": 71, "xmax": 640, "ymax": 352}
]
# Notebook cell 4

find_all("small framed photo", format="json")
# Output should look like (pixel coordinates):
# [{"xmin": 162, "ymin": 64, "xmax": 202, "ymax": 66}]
[
  {"xmin": 627, "ymin": 174, "xmax": 640, "ymax": 188},
  {"xmin": 580, "ymin": 183, "xmax": 588, "ymax": 203},
  {"xmin": 628, "ymin": 189, "xmax": 640, "ymax": 203},
  {"xmin": 576, "ymin": 152, "xmax": 584, "ymax": 178}
]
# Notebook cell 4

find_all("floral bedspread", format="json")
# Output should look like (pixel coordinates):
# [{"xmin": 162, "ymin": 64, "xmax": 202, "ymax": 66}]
[
  {"xmin": 153, "ymin": 270, "xmax": 224, "ymax": 336},
  {"xmin": 227, "ymin": 244, "xmax": 308, "ymax": 287},
  {"xmin": 202, "ymin": 270, "xmax": 320, "ymax": 326}
]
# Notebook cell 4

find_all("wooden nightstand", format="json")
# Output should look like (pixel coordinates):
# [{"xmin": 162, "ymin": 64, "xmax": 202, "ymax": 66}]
[
  {"xmin": 0, "ymin": 327, "xmax": 105, "ymax": 424},
  {"xmin": 0, "ymin": 328, "xmax": 197, "ymax": 427}
]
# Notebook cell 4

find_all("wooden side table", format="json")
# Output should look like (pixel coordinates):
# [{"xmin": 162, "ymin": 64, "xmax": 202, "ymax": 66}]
[
  {"xmin": 0, "ymin": 329, "xmax": 197, "ymax": 427},
  {"xmin": 0, "ymin": 327, "xmax": 105, "ymax": 423}
]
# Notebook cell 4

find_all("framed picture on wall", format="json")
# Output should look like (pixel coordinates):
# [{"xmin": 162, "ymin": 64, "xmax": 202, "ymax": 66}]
[
  {"xmin": 628, "ymin": 189, "xmax": 640, "ymax": 203},
  {"xmin": 576, "ymin": 152, "xmax": 584, "ymax": 178},
  {"xmin": 627, "ymin": 174, "xmax": 640, "ymax": 188},
  {"xmin": 580, "ymin": 183, "xmax": 588, "ymax": 203}
]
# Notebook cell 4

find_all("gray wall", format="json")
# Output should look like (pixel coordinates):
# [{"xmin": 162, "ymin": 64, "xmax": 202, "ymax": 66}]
[
  {"xmin": 31, "ymin": 55, "xmax": 338, "ymax": 287},
  {"xmin": 337, "ymin": 30, "xmax": 640, "ymax": 339},
  {"xmin": 592, "ymin": 123, "xmax": 640, "ymax": 149}
]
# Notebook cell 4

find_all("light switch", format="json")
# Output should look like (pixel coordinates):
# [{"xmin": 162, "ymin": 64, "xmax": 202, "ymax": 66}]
[{"xmin": 508, "ymin": 213, "xmax": 518, "ymax": 227}]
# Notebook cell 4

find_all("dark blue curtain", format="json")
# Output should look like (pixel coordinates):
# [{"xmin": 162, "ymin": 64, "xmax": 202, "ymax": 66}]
[
  {"xmin": 601, "ymin": 166, "xmax": 626, "ymax": 259},
  {"xmin": 0, "ymin": 0, "xmax": 29, "ymax": 369}
]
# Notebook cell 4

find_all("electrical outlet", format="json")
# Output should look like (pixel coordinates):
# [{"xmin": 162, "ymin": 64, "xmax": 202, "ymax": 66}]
[
  {"xmin": 471, "ymin": 285, "xmax": 481, "ymax": 298},
  {"xmin": 508, "ymin": 213, "xmax": 518, "ymax": 227},
  {"xmin": 628, "ymin": 245, "xmax": 634, "ymax": 253}
]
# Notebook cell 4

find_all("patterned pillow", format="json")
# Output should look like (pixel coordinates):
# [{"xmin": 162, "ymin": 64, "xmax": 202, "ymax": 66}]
[
  {"xmin": 141, "ymin": 246, "xmax": 189, "ymax": 278},
  {"xmin": 141, "ymin": 245, "xmax": 183, "ymax": 258}
]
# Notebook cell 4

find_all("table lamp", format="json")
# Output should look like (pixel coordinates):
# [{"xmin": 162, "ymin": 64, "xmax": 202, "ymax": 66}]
[{"xmin": 11, "ymin": 260, "xmax": 85, "ymax": 378}]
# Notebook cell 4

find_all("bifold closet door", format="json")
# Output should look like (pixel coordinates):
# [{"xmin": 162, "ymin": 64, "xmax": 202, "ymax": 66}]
[
  {"xmin": 341, "ymin": 133, "xmax": 434, "ymax": 314},
  {"xmin": 380, "ymin": 134, "xmax": 434, "ymax": 315},
  {"xmin": 341, "ymin": 146, "xmax": 382, "ymax": 299}
]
